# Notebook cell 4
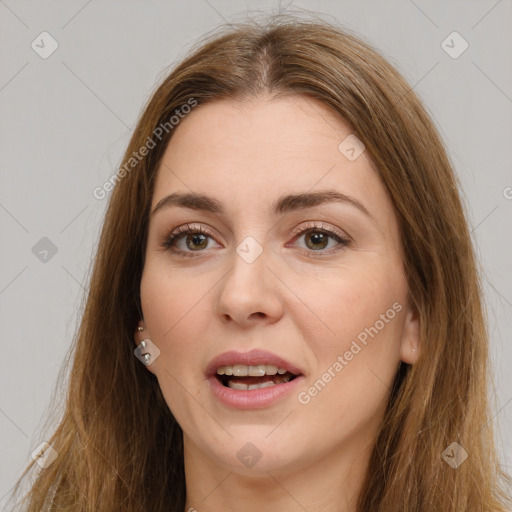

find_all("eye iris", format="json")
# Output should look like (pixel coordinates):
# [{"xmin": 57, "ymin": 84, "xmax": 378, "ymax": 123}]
[
  {"xmin": 186, "ymin": 233, "xmax": 208, "ymax": 250},
  {"xmin": 305, "ymin": 231, "xmax": 328, "ymax": 250}
]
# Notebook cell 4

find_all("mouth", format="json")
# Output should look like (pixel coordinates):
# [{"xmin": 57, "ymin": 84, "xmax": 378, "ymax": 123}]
[
  {"xmin": 216, "ymin": 364, "xmax": 299, "ymax": 390},
  {"xmin": 205, "ymin": 349, "xmax": 305, "ymax": 408}
]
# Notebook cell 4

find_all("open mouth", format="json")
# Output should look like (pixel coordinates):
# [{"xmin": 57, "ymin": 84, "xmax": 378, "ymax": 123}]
[{"xmin": 216, "ymin": 365, "xmax": 299, "ymax": 390}]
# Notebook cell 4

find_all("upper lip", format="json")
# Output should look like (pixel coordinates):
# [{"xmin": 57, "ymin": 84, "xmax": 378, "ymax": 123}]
[{"xmin": 206, "ymin": 349, "xmax": 305, "ymax": 377}]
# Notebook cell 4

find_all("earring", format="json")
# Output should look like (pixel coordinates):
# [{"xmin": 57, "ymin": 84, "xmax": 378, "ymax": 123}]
[
  {"xmin": 139, "ymin": 340, "xmax": 151, "ymax": 365},
  {"xmin": 137, "ymin": 323, "xmax": 151, "ymax": 365}
]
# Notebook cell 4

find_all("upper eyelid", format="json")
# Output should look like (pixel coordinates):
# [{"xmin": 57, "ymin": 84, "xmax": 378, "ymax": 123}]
[
  {"xmin": 166, "ymin": 221, "xmax": 346, "ymax": 237},
  {"xmin": 289, "ymin": 221, "xmax": 349, "ymax": 241}
]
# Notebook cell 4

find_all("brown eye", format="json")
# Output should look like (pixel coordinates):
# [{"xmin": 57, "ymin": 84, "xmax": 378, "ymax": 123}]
[
  {"xmin": 184, "ymin": 233, "xmax": 209, "ymax": 251},
  {"xmin": 162, "ymin": 224, "xmax": 220, "ymax": 256},
  {"xmin": 304, "ymin": 231, "xmax": 330, "ymax": 250},
  {"xmin": 289, "ymin": 224, "xmax": 350, "ymax": 254},
  {"xmin": 164, "ymin": 231, "xmax": 212, "ymax": 251}
]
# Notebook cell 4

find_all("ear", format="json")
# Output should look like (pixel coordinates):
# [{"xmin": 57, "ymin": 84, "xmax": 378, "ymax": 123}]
[
  {"xmin": 134, "ymin": 321, "xmax": 156, "ymax": 374},
  {"xmin": 399, "ymin": 304, "xmax": 420, "ymax": 364}
]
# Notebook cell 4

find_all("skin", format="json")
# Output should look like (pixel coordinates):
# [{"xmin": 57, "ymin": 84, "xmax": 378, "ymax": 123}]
[{"xmin": 136, "ymin": 95, "xmax": 420, "ymax": 512}]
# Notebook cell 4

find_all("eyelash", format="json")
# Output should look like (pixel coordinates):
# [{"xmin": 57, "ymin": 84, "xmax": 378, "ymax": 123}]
[{"xmin": 161, "ymin": 222, "xmax": 351, "ymax": 258}]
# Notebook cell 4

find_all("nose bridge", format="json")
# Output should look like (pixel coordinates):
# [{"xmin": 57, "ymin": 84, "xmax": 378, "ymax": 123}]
[{"xmin": 215, "ymin": 233, "xmax": 283, "ymax": 324}]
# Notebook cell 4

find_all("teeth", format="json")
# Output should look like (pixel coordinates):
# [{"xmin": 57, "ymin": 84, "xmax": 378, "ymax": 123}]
[
  {"xmin": 233, "ymin": 364, "xmax": 248, "ymax": 377},
  {"xmin": 217, "ymin": 364, "xmax": 289, "ymax": 376},
  {"xmin": 228, "ymin": 381, "xmax": 275, "ymax": 390},
  {"xmin": 226, "ymin": 374, "xmax": 292, "ymax": 390},
  {"xmin": 264, "ymin": 365, "xmax": 278, "ymax": 375}
]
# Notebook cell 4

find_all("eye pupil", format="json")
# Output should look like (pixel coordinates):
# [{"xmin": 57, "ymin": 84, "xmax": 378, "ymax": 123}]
[
  {"xmin": 306, "ymin": 232, "xmax": 328, "ymax": 250},
  {"xmin": 186, "ymin": 233, "xmax": 208, "ymax": 250}
]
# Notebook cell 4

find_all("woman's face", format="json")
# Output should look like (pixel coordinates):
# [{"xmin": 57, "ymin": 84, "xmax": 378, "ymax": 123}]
[{"xmin": 139, "ymin": 95, "xmax": 419, "ymax": 477}]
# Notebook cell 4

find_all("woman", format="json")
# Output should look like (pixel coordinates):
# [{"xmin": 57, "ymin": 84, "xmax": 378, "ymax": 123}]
[{"xmin": 12, "ymin": 14, "xmax": 511, "ymax": 512}]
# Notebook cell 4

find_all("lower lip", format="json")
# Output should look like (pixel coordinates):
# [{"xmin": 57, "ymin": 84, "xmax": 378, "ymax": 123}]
[{"xmin": 208, "ymin": 374, "xmax": 305, "ymax": 410}]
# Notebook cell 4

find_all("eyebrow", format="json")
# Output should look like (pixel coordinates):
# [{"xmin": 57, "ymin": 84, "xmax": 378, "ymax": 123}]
[{"xmin": 150, "ymin": 190, "xmax": 372, "ymax": 219}]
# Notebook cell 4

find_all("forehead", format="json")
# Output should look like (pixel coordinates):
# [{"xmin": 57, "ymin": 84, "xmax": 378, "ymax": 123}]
[{"xmin": 151, "ymin": 96, "xmax": 388, "ymax": 222}]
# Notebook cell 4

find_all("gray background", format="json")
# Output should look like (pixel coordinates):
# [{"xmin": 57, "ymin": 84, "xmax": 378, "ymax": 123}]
[{"xmin": 1, "ymin": 0, "xmax": 511, "ymax": 505}]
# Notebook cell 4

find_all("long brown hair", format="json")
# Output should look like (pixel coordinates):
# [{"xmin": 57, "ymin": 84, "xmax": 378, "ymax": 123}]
[{"xmin": 11, "ymin": 13, "xmax": 511, "ymax": 511}]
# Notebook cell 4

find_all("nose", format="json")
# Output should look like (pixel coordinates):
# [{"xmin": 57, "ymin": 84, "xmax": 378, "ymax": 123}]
[{"xmin": 214, "ymin": 241, "xmax": 284, "ymax": 328}]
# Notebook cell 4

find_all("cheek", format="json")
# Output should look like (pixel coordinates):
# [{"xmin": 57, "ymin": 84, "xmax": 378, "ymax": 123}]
[
  {"xmin": 299, "ymin": 259, "xmax": 406, "ymax": 363},
  {"xmin": 293, "ymin": 267, "xmax": 406, "ymax": 437},
  {"xmin": 140, "ymin": 263, "xmax": 215, "ymax": 424},
  {"xmin": 140, "ymin": 262, "xmax": 211, "ymax": 371},
  {"xmin": 141, "ymin": 254, "xmax": 212, "ymax": 332}
]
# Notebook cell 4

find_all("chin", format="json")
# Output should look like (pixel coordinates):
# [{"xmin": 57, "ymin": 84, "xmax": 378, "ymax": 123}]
[{"xmin": 203, "ymin": 432, "xmax": 302, "ymax": 475}]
